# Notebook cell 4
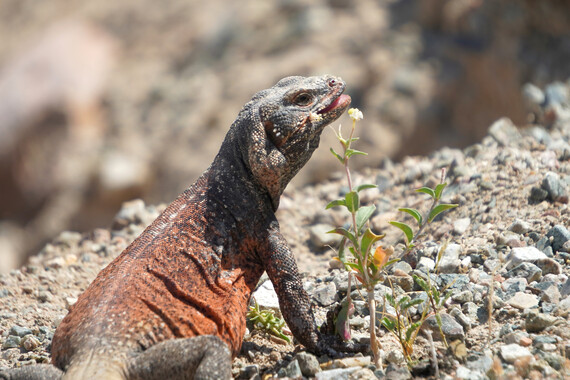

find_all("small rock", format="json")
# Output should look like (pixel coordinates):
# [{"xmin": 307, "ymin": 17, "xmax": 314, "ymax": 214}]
[
  {"xmin": 392, "ymin": 261, "xmax": 412, "ymax": 274},
  {"xmin": 252, "ymin": 280, "xmax": 280, "ymax": 313},
  {"xmin": 315, "ymin": 367, "xmax": 360, "ymax": 380},
  {"xmin": 384, "ymin": 364, "xmax": 412, "ymax": 380},
  {"xmin": 423, "ymin": 313, "xmax": 464, "ymax": 341},
  {"xmin": 386, "ymin": 275, "xmax": 413, "ymax": 292},
  {"xmin": 295, "ymin": 352, "xmax": 321, "ymax": 376},
  {"xmin": 506, "ymin": 246, "xmax": 547, "ymax": 268},
  {"xmin": 499, "ymin": 343, "xmax": 532, "ymax": 364},
  {"xmin": 2, "ymin": 336, "xmax": 21, "ymax": 349},
  {"xmin": 21, "ymin": 334, "xmax": 40, "ymax": 351},
  {"xmin": 240, "ymin": 365, "xmax": 259, "ymax": 379},
  {"xmin": 525, "ymin": 312, "xmax": 558, "ymax": 332},
  {"xmin": 546, "ymin": 225, "xmax": 570, "ymax": 252},
  {"xmin": 506, "ymin": 292, "xmax": 539, "ymax": 310},
  {"xmin": 386, "ymin": 350, "xmax": 405, "ymax": 365},
  {"xmin": 488, "ymin": 118, "xmax": 521, "ymax": 146},
  {"xmin": 10, "ymin": 325, "xmax": 33, "ymax": 337},
  {"xmin": 416, "ymin": 257, "xmax": 435, "ymax": 273},
  {"xmin": 438, "ymin": 243, "xmax": 462, "ymax": 273},
  {"xmin": 542, "ymin": 172, "xmax": 567, "ymax": 202},
  {"xmin": 313, "ymin": 282, "xmax": 337, "ymax": 306},
  {"xmin": 535, "ymin": 257, "xmax": 562, "ymax": 275},
  {"xmin": 529, "ymin": 187, "xmax": 548, "ymax": 203},
  {"xmin": 449, "ymin": 307, "xmax": 472, "ymax": 331},
  {"xmin": 453, "ymin": 218, "xmax": 471, "ymax": 235},
  {"xmin": 522, "ymin": 83, "xmax": 545, "ymax": 107},
  {"xmin": 280, "ymin": 359, "xmax": 302, "ymax": 379},
  {"xmin": 506, "ymin": 262, "xmax": 542, "ymax": 283},
  {"xmin": 452, "ymin": 290, "xmax": 473, "ymax": 304},
  {"xmin": 508, "ymin": 219, "xmax": 531, "ymax": 234}
]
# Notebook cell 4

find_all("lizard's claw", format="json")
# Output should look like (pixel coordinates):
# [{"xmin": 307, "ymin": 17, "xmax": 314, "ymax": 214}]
[{"xmin": 316, "ymin": 334, "xmax": 369, "ymax": 357}]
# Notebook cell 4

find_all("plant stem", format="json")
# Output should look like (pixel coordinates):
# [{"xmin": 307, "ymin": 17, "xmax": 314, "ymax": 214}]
[{"xmin": 368, "ymin": 289, "xmax": 381, "ymax": 368}]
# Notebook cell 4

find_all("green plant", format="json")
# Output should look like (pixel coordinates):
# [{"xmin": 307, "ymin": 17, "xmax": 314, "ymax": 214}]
[
  {"xmin": 327, "ymin": 108, "xmax": 396, "ymax": 368},
  {"xmin": 381, "ymin": 181, "xmax": 457, "ymax": 365},
  {"xmin": 247, "ymin": 299, "xmax": 291, "ymax": 343},
  {"xmin": 389, "ymin": 173, "xmax": 458, "ymax": 256}
]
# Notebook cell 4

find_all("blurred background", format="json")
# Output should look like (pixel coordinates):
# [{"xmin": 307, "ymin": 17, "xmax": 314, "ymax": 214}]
[{"xmin": 1, "ymin": 0, "xmax": 570, "ymax": 272}]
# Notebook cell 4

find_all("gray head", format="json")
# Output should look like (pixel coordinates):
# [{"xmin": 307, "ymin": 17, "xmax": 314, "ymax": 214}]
[{"xmin": 225, "ymin": 75, "xmax": 351, "ymax": 209}]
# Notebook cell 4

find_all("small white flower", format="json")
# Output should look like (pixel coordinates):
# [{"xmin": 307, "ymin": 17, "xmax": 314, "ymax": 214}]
[{"xmin": 348, "ymin": 108, "xmax": 363, "ymax": 121}]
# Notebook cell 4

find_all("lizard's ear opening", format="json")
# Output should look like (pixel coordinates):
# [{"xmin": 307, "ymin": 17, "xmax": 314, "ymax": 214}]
[{"xmin": 263, "ymin": 120, "xmax": 292, "ymax": 149}]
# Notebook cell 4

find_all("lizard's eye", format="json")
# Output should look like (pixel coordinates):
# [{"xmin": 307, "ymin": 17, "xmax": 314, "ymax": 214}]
[{"xmin": 293, "ymin": 93, "xmax": 314, "ymax": 106}]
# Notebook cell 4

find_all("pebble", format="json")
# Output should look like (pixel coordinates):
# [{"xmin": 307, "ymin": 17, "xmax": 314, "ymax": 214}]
[
  {"xmin": 313, "ymin": 282, "xmax": 337, "ymax": 306},
  {"xmin": 499, "ymin": 343, "xmax": 532, "ymax": 364},
  {"xmin": 315, "ymin": 367, "xmax": 360, "ymax": 380},
  {"xmin": 9, "ymin": 325, "xmax": 33, "ymax": 337},
  {"xmin": 423, "ymin": 313, "xmax": 465, "ymax": 341},
  {"xmin": 21, "ymin": 334, "xmax": 40, "ymax": 351},
  {"xmin": 251, "ymin": 280, "xmax": 280, "ymax": 312},
  {"xmin": 541, "ymin": 172, "xmax": 567, "ymax": 202},
  {"xmin": 545, "ymin": 225, "xmax": 570, "ymax": 252},
  {"xmin": 295, "ymin": 352, "xmax": 321, "ymax": 376},
  {"xmin": 453, "ymin": 218, "xmax": 471, "ymax": 235},
  {"xmin": 506, "ymin": 292, "xmax": 539, "ymax": 310},
  {"xmin": 508, "ymin": 219, "xmax": 531, "ymax": 234},
  {"xmin": 438, "ymin": 243, "xmax": 462, "ymax": 273},
  {"xmin": 488, "ymin": 118, "xmax": 522, "ymax": 146},
  {"xmin": 506, "ymin": 262, "xmax": 542, "ymax": 283},
  {"xmin": 416, "ymin": 257, "xmax": 435, "ymax": 273},
  {"xmin": 506, "ymin": 246, "xmax": 547, "ymax": 268},
  {"xmin": 525, "ymin": 312, "xmax": 558, "ymax": 333},
  {"xmin": 279, "ymin": 359, "xmax": 302, "ymax": 379}
]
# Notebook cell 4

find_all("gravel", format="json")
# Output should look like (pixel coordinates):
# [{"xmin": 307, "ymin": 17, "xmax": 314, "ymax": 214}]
[{"xmin": 2, "ymin": 79, "xmax": 570, "ymax": 378}]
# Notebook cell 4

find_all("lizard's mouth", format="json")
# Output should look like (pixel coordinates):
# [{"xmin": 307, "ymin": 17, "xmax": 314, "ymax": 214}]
[{"xmin": 317, "ymin": 94, "xmax": 351, "ymax": 115}]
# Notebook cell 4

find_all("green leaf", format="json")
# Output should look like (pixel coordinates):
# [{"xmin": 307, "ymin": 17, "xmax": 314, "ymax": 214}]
[
  {"xmin": 345, "ymin": 191, "xmax": 359, "ymax": 212},
  {"xmin": 356, "ymin": 205, "xmax": 376, "ymax": 232},
  {"xmin": 383, "ymin": 258, "xmax": 400, "ymax": 268},
  {"xmin": 389, "ymin": 221, "xmax": 414, "ymax": 245},
  {"xmin": 405, "ymin": 322, "xmax": 421, "ymax": 342},
  {"xmin": 398, "ymin": 296, "xmax": 411, "ymax": 307},
  {"xmin": 381, "ymin": 317, "xmax": 396, "ymax": 331},
  {"xmin": 345, "ymin": 148, "xmax": 368, "ymax": 158},
  {"xmin": 427, "ymin": 203, "xmax": 458, "ymax": 223},
  {"xmin": 337, "ymin": 237, "xmax": 347, "ymax": 264},
  {"xmin": 403, "ymin": 298, "xmax": 425, "ymax": 309},
  {"xmin": 398, "ymin": 208, "xmax": 423, "ymax": 226},
  {"xmin": 356, "ymin": 183, "xmax": 377, "ymax": 192},
  {"xmin": 385, "ymin": 293, "xmax": 396, "ymax": 307},
  {"xmin": 412, "ymin": 274, "xmax": 429, "ymax": 292},
  {"xmin": 328, "ymin": 227, "xmax": 358, "ymax": 248},
  {"xmin": 360, "ymin": 228, "xmax": 384, "ymax": 257},
  {"xmin": 416, "ymin": 186, "xmax": 435, "ymax": 198},
  {"xmin": 329, "ymin": 147, "xmax": 345, "ymax": 164},
  {"xmin": 434, "ymin": 182, "xmax": 447, "ymax": 200},
  {"xmin": 326, "ymin": 199, "xmax": 346, "ymax": 210},
  {"xmin": 345, "ymin": 261, "xmax": 363, "ymax": 273}
]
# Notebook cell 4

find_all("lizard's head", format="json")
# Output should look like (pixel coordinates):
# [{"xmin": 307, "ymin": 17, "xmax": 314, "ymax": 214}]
[
  {"xmin": 240, "ymin": 75, "xmax": 351, "ymax": 209},
  {"xmin": 258, "ymin": 75, "xmax": 351, "ymax": 153}
]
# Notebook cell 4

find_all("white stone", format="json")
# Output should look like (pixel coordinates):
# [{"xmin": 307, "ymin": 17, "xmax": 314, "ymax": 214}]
[
  {"xmin": 252, "ymin": 280, "xmax": 280, "ymax": 313},
  {"xmin": 506, "ymin": 292, "xmax": 539, "ymax": 310},
  {"xmin": 506, "ymin": 247, "xmax": 547, "ymax": 269},
  {"xmin": 453, "ymin": 218, "xmax": 471, "ymax": 235},
  {"xmin": 499, "ymin": 343, "xmax": 533, "ymax": 363}
]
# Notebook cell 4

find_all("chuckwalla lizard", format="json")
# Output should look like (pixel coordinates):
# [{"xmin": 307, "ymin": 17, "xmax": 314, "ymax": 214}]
[{"xmin": 1, "ymin": 75, "xmax": 354, "ymax": 380}]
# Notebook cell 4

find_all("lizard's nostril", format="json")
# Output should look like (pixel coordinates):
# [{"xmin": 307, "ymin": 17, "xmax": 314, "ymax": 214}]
[{"xmin": 328, "ymin": 79, "xmax": 336, "ymax": 87}]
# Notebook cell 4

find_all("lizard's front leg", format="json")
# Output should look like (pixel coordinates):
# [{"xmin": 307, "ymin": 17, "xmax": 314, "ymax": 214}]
[{"xmin": 261, "ymin": 219, "xmax": 330, "ymax": 355}]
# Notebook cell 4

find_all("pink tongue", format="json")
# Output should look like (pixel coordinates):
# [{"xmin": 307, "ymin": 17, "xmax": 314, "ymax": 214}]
[{"xmin": 318, "ymin": 94, "xmax": 349, "ymax": 114}]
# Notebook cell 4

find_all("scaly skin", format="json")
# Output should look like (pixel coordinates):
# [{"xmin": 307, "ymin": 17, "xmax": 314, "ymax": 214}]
[{"xmin": 0, "ymin": 75, "xmax": 353, "ymax": 380}]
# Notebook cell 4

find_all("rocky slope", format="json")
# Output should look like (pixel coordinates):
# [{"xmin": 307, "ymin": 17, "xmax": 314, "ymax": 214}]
[{"xmin": 1, "ymin": 80, "xmax": 570, "ymax": 378}]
